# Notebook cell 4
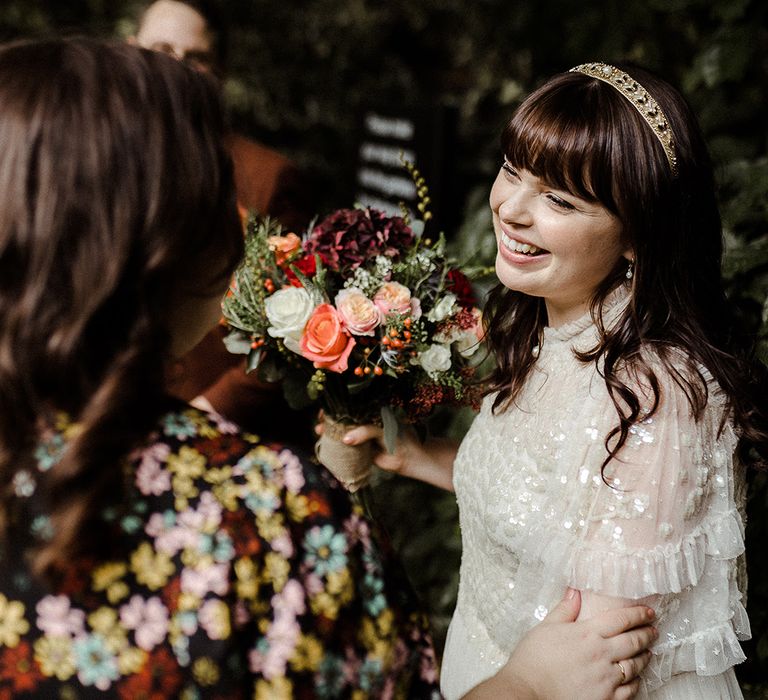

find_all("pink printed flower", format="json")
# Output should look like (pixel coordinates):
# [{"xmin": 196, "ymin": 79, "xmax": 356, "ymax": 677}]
[
  {"xmin": 119, "ymin": 595, "xmax": 168, "ymax": 651},
  {"xmin": 279, "ymin": 449, "xmax": 306, "ymax": 494},
  {"xmin": 334, "ymin": 288, "xmax": 381, "ymax": 336},
  {"xmin": 135, "ymin": 444, "xmax": 171, "ymax": 496},
  {"xmin": 36, "ymin": 595, "xmax": 85, "ymax": 638},
  {"xmin": 373, "ymin": 281, "xmax": 412, "ymax": 317},
  {"xmin": 299, "ymin": 304, "xmax": 356, "ymax": 373}
]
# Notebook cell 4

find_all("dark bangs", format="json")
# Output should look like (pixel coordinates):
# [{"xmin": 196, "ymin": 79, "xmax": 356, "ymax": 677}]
[{"xmin": 501, "ymin": 71, "xmax": 642, "ymax": 218}]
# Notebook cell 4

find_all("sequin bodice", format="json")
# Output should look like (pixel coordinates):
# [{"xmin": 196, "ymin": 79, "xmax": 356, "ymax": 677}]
[{"xmin": 441, "ymin": 295, "xmax": 749, "ymax": 699}]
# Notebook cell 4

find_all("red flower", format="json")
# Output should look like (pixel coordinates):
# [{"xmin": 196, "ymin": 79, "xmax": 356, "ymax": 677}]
[
  {"xmin": 305, "ymin": 208, "xmax": 415, "ymax": 271},
  {"xmin": 118, "ymin": 647, "xmax": 182, "ymax": 700},
  {"xmin": 445, "ymin": 269, "xmax": 476, "ymax": 308},
  {"xmin": 286, "ymin": 254, "xmax": 319, "ymax": 287},
  {"xmin": 0, "ymin": 642, "xmax": 41, "ymax": 693}
]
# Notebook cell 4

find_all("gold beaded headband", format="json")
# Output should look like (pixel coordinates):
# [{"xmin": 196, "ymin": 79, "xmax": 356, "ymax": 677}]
[{"xmin": 569, "ymin": 62, "xmax": 679, "ymax": 177}]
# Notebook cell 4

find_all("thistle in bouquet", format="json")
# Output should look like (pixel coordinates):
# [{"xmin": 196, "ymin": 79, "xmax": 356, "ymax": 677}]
[{"xmin": 222, "ymin": 166, "xmax": 484, "ymax": 491}]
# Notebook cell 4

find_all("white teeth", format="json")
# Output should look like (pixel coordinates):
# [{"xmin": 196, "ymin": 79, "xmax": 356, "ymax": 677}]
[{"xmin": 501, "ymin": 233, "xmax": 544, "ymax": 255}]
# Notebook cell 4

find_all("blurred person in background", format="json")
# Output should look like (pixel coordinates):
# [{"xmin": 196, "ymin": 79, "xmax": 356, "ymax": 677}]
[{"xmin": 132, "ymin": 0, "xmax": 315, "ymax": 446}]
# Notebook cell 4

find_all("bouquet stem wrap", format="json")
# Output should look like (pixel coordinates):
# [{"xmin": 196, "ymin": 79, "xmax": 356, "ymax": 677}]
[{"xmin": 315, "ymin": 415, "xmax": 372, "ymax": 492}]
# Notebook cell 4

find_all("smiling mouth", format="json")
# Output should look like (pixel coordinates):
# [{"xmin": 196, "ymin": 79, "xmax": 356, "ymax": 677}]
[{"xmin": 501, "ymin": 232, "xmax": 549, "ymax": 256}]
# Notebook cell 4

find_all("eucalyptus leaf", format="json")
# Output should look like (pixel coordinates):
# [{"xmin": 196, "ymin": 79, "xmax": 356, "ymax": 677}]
[{"xmin": 380, "ymin": 405, "xmax": 398, "ymax": 454}]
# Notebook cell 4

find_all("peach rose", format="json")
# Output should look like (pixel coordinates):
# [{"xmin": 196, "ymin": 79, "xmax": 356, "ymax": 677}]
[
  {"xmin": 268, "ymin": 232, "xmax": 302, "ymax": 266},
  {"xmin": 299, "ymin": 304, "xmax": 356, "ymax": 373},
  {"xmin": 373, "ymin": 281, "xmax": 412, "ymax": 317},
  {"xmin": 335, "ymin": 288, "xmax": 381, "ymax": 336}
]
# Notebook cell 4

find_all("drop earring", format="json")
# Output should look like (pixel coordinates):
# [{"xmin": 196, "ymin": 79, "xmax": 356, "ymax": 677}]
[{"xmin": 625, "ymin": 260, "xmax": 634, "ymax": 280}]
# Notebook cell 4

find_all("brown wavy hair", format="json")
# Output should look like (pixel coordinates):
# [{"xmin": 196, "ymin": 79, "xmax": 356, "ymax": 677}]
[
  {"xmin": 0, "ymin": 38, "xmax": 243, "ymax": 576},
  {"xmin": 484, "ymin": 63, "xmax": 768, "ymax": 472}
]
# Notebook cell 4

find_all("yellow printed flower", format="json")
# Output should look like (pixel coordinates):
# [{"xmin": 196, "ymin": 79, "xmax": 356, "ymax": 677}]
[
  {"xmin": 167, "ymin": 445, "xmax": 206, "ymax": 480},
  {"xmin": 203, "ymin": 466, "xmax": 232, "ymax": 486},
  {"xmin": 92, "ymin": 562, "xmax": 127, "ymax": 591},
  {"xmin": 309, "ymin": 592, "xmax": 340, "ymax": 620},
  {"xmin": 234, "ymin": 558, "xmax": 258, "ymax": 600},
  {"xmin": 88, "ymin": 607, "xmax": 127, "ymax": 653},
  {"xmin": 290, "ymin": 634, "xmax": 323, "ymax": 672},
  {"xmin": 376, "ymin": 608, "xmax": 394, "ymax": 636},
  {"xmin": 286, "ymin": 492, "xmax": 310, "ymax": 520},
  {"xmin": 255, "ymin": 676, "xmax": 293, "ymax": 700},
  {"xmin": 181, "ymin": 548, "xmax": 211, "ymax": 569},
  {"xmin": 130, "ymin": 542, "xmax": 175, "ymax": 591},
  {"xmin": 359, "ymin": 618, "xmax": 391, "ymax": 661},
  {"xmin": 192, "ymin": 656, "xmax": 220, "ymax": 686},
  {"xmin": 118, "ymin": 646, "xmax": 147, "ymax": 675},
  {"xmin": 212, "ymin": 479, "xmax": 240, "ymax": 511},
  {"xmin": 34, "ymin": 636, "xmax": 76, "ymax": 679},
  {"xmin": 326, "ymin": 569, "xmax": 353, "ymax": 603},
  {"xmin": 256, "ymin": 514, "xmax": 287, "ymax": 543},
  {"xmin": 178, "ymin": 591, "xmax": 202, "ymax": 612},
  {"xmin": 0, "ymin": 594, "xmax": 29, "ymax": 647},
  {"xmin": 263, "ymin": 552, "xmax": 289, "ymax": 592},
  {"xmin": 106, "ymin": 581, "xmax": 130, "ymax": 605}
]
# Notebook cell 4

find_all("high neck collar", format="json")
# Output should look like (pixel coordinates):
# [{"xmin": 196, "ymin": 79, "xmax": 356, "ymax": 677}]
[{"xmin": 542, "ymin": 285, "xmax": 630, "ymax": 345}]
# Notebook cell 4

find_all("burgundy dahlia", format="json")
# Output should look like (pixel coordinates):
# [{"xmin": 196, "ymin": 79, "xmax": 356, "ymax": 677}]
[{"xmin": 305, "ymin": 207, "xmax": 415, "ymax": 271}]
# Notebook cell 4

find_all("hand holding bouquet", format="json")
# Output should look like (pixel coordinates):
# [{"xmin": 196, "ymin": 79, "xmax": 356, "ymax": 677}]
[{"xmin": 222, "ymin": 174, "xmax": 483, "ymax": 490}]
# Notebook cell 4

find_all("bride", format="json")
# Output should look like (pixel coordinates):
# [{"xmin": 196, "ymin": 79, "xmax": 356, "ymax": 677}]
[{"xmin": 339, "ymin": 62, "xmax": 768, "ymax": 698}]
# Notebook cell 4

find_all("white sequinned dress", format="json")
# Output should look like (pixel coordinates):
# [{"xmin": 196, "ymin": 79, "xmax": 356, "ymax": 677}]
[{"xmin": 440, "ymin": 293, "xmax": 750, "ymax": 699}]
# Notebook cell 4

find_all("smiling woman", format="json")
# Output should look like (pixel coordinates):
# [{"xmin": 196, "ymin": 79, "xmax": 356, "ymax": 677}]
[
  {"xmin": 339, "ymin": 61, "xmax": 768, "ymax": 700},
  {"xmin": 491, "ymin": 162, "xmax": 630, "ymax": 327}
]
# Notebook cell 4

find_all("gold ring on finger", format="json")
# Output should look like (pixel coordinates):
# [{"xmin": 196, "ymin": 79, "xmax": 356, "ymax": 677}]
[{"xmin": 616, "ymin": 660, "xmax": 627, "ymax": 684}]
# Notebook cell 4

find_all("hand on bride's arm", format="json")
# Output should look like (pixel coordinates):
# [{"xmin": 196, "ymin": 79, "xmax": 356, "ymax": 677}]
[
  {"xmin": 315, "ymin": 417, "xmax": 458, "ymax": 491},
  {"xmin": 464, "ymin": 590, "xmax": 656, "ymax": 700}
]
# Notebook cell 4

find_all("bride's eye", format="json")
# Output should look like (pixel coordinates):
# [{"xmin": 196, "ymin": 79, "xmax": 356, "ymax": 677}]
[
  {"xmin": 502, "ymin": 162, "xmax": 519, "ymax": 179},
  {"xmin": 546, "ymin": 193, "xmax": 575, "ymax": 211}
]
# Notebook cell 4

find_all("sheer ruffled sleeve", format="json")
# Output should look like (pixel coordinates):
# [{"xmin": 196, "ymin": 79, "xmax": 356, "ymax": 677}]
[{"xmin": 564, "ymin": 364, "xmax": 750, "ymax": 685}]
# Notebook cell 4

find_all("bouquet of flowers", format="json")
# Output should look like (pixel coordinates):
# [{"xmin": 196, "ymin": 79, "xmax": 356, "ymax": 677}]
[{"xmin": 222, "ymin": 171, "xmax": 483, "ymax": 491}]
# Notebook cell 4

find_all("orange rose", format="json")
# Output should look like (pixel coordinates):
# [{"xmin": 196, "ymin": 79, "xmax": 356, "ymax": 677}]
[
  {"xmin": 299, "ymin": 304, "xmax": 356, "ymax": 373},
  {"xmin": 268, "ymin": 232, "xmax": 302, "ymax": 266}
]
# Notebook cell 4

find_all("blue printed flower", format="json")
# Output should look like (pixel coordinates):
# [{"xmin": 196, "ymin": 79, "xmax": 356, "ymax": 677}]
[
  {"xmin": 303, "ymin": 525, "xmax": 348, "ymax": 577},
  {"xmin": 34, "ymin": 433, "xmax": 67, "ymax": 471},
  {"xmin": 73, "ymin": 633, "xmax": 119, "ymax": 690},
  {"xmin": 161, "ymin": 413, "xmax": 197, "ymax": 440},
  {"xmin": 362, "ymin": 573, "xmax": 387, "ymax": 617},
  {"xmin": 244, "ymin": 491, "xmax": 280, "ymax": 516},
  {"xmin": 358, "ymin": 658, "xmax": 384, "ymax": 692},
  {"xmin": 316, "ymin": 654, "xmax": 346, "ymax": 698}
]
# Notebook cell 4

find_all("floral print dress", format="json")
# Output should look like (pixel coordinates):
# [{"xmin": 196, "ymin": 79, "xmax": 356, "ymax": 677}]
[{"xmin": 0, "ymin": 404, "xmax": 441, "ymax": 698}]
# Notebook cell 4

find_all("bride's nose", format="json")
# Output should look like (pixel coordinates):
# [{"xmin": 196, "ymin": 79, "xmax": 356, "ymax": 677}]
[{"xmin": 497, "ymin": 188, "xmax": 534, "ymax": 228}]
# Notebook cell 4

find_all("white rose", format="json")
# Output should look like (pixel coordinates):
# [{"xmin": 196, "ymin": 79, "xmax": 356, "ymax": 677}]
[
  {"xmin": 416, "ymin": 343, "xmax": 452, "ymax": 379},
  {"xmin": 427, "ymin": 293, "xmax": 457, "ymax": 322},
  {"xmin": 265, "ymin": 287, "xmax": 314, "ymax": 353},
  {"xmin": 434, "ymin": 327, "xmax": 480, "ymax": 358}
]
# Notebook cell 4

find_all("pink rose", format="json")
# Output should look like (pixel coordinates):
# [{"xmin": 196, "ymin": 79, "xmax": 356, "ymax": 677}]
[
  {"xmin": 299, "ymin": 304, "xmax": 356, "ymax": 373},
  {"xmin": 373, "ymin": 281, "xmax": 412, "ymax": 317},
  {"xmin": 335, "ymin": 288, "xmax": 381, "ymax": 336}
]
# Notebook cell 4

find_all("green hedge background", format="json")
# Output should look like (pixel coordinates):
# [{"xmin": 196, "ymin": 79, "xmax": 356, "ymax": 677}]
[{"xmin": 2, "ymin": 0, "xmax": 766, "ymax": 692}]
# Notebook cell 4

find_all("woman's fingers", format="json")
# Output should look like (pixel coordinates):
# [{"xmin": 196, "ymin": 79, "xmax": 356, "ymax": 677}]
[
  {"xmin": 595, "ymin": 605, "xmax": 655, "ymax": 638},
  {"xmin": 609, "ymin": 625, "xmax": 658, "ymax": 661},
  {"xmin": 614, "ymin": 678, "xmax": 641, "ymax": 700},
  {"xmin": 342, "ymin": 424, "xmax": 384, "ymax": 446},
  {"xmin": 612, "ymin": 651, "xmax": 652, "ymax": 699}
]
